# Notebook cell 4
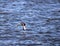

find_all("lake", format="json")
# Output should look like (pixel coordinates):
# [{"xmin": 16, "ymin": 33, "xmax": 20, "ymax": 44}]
[{"xmin": 0, "ymin": 0, "xmax": 60, "ymax": 46}]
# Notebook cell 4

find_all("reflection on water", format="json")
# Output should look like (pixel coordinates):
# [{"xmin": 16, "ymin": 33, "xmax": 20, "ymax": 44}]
[{"xmin": 0, "ymin": 0, "xmax": 60, "ymax": 46}]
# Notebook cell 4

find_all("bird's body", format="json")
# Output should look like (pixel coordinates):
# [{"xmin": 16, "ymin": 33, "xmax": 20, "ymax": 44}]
[{"xmin": 23, "ymin": 26, "xmax": 26, "ymax": 30}]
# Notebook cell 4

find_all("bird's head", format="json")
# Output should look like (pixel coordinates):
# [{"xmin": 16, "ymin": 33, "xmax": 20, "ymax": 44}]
[{"xmin": 17, "ymin": 22, "xmax": 26, "ymax": 27}]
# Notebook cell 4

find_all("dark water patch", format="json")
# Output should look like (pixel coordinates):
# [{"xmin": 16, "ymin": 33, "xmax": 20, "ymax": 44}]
[
  {"xmin": 44, "ymin": 35, "xmax": 52, "ymax": 37},
  {"xmin": 46, "ymin": 18, "xmax": 60, "ymax": 23},
  {"xmin": 38, "ymin": 32, "xmax": 45, "ymax": 34},
  {"xmin": 58, "ymin": 0, "xmax": 60, "ymax": 3},
  {"xmin": 26, "ymin": 0, "xmax": 59, "ymax": 4},
  {"xmin": 45, "ymin": 31, "xmax": 54, "ymax": 34},
  {"xmin": 56, "ymin": 30, "xmax": 60, "ymax": 32},
  {"xmin": 0, "ymin": 36, "xmax": 16, "ymax": 40},
  {"xmin": 0, "ymin": 12, "xmax": 11, "ymax": 14},
  {"xmin": 9, "ymin": 44, "xmax": 42, "ymax": 46},
  {"xmin": 47, "ymin": 37, "xmax": 60, "ymax": 43},
  {"xmin": 56, "ymin": 27, "xmax": 60, "ymax": 30}
]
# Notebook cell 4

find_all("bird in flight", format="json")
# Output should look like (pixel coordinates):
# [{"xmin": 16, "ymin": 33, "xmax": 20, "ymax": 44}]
[{"xmin": 17, "ymin": 22, "xmax": 26, "ymax": 30}]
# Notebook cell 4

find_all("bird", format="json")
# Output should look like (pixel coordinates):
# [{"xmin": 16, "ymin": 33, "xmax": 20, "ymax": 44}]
[
  {"xmin": 20, "ymin": 22, "xmax": 26, "ymax": 30},
  {"xmin": 17, "ymin": 22, "xmax": 26, "ymax": 30},
  {"xmin": 17, "ymin": 22, "xmax": 32, "ymax": 31}
]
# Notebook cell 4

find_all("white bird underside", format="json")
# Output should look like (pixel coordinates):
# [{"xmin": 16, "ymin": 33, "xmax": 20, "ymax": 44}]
[{"xmin": 23, "ymin": 26, "xmax": 26, "ymax": 30}]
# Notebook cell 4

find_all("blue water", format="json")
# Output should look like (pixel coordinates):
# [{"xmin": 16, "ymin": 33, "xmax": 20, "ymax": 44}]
[{"xmin": 0, "ymin": 0, "xmax": 60, "ymax": 46}]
